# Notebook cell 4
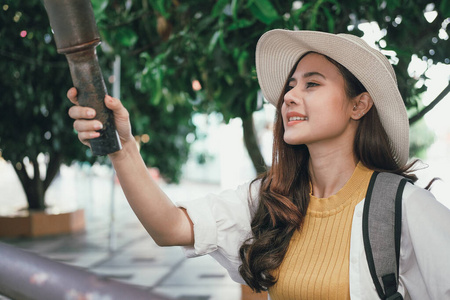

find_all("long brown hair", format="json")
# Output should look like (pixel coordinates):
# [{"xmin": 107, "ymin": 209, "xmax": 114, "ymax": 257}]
[{"xmin": 239, "ymin": 52, "xmax": 419, "ymax": 292}]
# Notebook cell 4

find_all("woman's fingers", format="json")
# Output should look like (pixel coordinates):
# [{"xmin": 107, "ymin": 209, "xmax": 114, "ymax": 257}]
[
  {"xmin": 105, "ymin": 95, "xmax": 129, "ymax": 120},
  {"xmin": 68, "ymin": 105, "xmax": 97, "ymax": 120},
  {"xmin": 77, "ymin": 131, "xmax": 100, "ymax": 145},
  {"xmin": 67, "ymin": 87, "xmax": 96, "ymax": 121},
  {"xmin": 104, "ymin": 95, "xmax": 134, "ymax": 143},
  {"xmin": 67, "ymin": 87, "xmax": 103, "ymax": 146},
  {"xmin": 67, "ymin": 88, "xmax": 134, "ymax": 148},
  {"xmin": 67, "ymin": 87, "xmax": 79, "ymax": 105},
  {"xmin": 72, "ymin": 119, "xmax": 103, "ymax": 145},
  {"xmin": 73, "ymin": 119, "xmax": 103, "ymax": 132}
]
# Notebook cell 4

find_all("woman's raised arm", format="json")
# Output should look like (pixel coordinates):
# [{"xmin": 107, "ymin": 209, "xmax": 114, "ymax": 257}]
[{"xmin": 67, "ymin": 87, "xmax": 194, "ymax": 247}]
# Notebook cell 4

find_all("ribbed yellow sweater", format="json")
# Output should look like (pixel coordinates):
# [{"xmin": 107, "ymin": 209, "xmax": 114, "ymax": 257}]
[{"xmin": 269, "ymin": 163, "xmax": 373, "ymax": 300}]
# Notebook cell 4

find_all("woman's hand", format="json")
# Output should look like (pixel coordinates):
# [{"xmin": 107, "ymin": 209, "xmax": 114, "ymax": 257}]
[
  {"xmin": 67, "ymin": 87, "xmax": 134, "ymax": 149},
  {"xmin": 68, "ymin": 88, "xmax": 194, "ymax": 247}
]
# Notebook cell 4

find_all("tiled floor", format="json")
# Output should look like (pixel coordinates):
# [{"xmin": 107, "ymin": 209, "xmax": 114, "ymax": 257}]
[
  {"xmin": 0, "ymin": 210, "xmax": 243, "ymax": 300},
  {"xmin": 0, "ymin": 162, "xmax": 246, "ymax": 300}
]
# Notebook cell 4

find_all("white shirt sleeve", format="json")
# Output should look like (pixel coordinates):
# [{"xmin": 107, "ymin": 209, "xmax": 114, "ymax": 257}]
[
  {"xmin": 176, "ymin": 180, "xmax": 260, "ymax": 283},
  {"xmin": 401, "ymin": 183, "xmax": 450, "ymax": 299}
]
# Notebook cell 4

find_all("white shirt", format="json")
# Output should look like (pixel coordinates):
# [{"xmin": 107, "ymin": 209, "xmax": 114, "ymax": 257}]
[{"xmin": 177, "ymin": 181, "xmax": 450, "ymax": 299}]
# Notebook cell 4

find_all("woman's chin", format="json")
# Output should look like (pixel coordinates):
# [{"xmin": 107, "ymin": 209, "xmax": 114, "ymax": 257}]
[{"xmin": 283, "ymin": 136, "xmax": 306, "ymax": 146}]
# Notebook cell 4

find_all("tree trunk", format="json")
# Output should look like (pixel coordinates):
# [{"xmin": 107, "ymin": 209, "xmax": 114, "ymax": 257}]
[
  {"xmin": 242, "ymin": 115, "xmax": 267, "ymax": 175},
  {"xmin": 12, "ymin": 153, "xmax": 62, "ymax": 211},
  {"xmin": 44, "ymin": 153, "xmax": 62, "ymax": 191}
]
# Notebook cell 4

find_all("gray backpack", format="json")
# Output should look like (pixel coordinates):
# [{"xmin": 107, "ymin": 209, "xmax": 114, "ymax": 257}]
[{"xmin": 363, "ymin": 172, "xmax": 411, "ymax": 300}]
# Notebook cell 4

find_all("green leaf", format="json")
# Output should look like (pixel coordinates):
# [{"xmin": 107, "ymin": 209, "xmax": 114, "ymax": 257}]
[
  {"xmin": 291, "ymin": 2, "xmax": 313, "ymax": 19},
  {"xmin": 149, "ymin": 0, "xmax": 170, "ymax": 18},
  {"xmin": 151, "ymin": 68, "xmax": 163, "ymax": 106},
  {"xmin": 208, "ymin": 31, "xmax": 221, "ymax": 54},
  {"xmin": 225, "ymin": 74, "xmax": 234, "ymax": 85},
  {"xmin": 440, "ymin": 0, "xmax": 450, "ymax": 17},
  {"xmin": 322, "ymin": 7, "xmax": 335, "ymax": 33},
  {"xmin": 248, "ymin": 0, "xmax": 279, "ymax": 25},
  {"xmin": 116, "ymin": 27, "xmax": 138, "ymax": 47},
  {"xmin": 91, "ymin": 0, "xmax": 109, "ymax": 16},
  {"xmin": 218, "ymin": 31, "xmax": 229, "ymax": 52},
  {"xmin": 139, "ymin": 52, "xmax": 152, "ymax": 63},
  {"xmin": 245, "ymin": 93, "xmax": 255, "ymax": 115},
  {"xmin": 228, "ymin": 18, "xmax": 255, "ymax": 31},
  {"xmin": 231, "ymin": 0, "xmax": 238, "ymax": 19},
  {"xmin": 374, "ymin": 0, "xmax": 383, "ymax": 9},
  {"xmin": 212, "ymin": 0, "xmax": 229, "ymax": 18},
  {"xmin": 389, "ymin": 0, "xmax": 401, "ymax": 11},
  {"xmin": 325, "ymin": 0, "xmax": 341, "ymax": 14},
  {"xmin": 237, "ymin": 50, "xmax": 249, "ymax": 76},
  {"xmin": 308, "ymin": 0, "xmax": 324, "ymax": 30}
]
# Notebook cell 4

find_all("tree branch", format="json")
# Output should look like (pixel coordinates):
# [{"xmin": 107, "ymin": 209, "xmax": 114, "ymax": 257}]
[
  {"xmin": 409, "ymin": 81, "xmax": 450, "ymax": 125},
  {"xmin": 31, "ymin": 157, "xmax": 40, "ymax": 182},
  {"xmin": 130, "ymin": 42, "xmax": 158, "ymax": 56},
  {"xmin": 13, "ymin": 163, "xmax": 31, "ymax": 189},
  {"xmin": 0, "ymin": 49, "xmax": 67, "ymax": 67},
  {"xmin": 44, "ymin": 153, "xmax": 61, "ymax": 192},
  {"xmin": 105, "ymin": 10, "xmax": 153, "ymax": 30},
  {"xmin": 12, "ymin": 162, "xmax": 33, "ymax": 205}
]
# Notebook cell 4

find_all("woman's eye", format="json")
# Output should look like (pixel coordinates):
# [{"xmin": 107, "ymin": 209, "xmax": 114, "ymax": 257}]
[
  {"xmin": 306, "ymin": 82, "xmax": 319, "ymax": 88},
  {"xmin": 285, "ymin": 85, "xmax": 294, "ymax": 93}
]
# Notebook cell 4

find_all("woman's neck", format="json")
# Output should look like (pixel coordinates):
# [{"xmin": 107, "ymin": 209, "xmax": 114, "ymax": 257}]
[{"xmin": 307, "ymin": 142, "xmax": 358, "ymax": 199}]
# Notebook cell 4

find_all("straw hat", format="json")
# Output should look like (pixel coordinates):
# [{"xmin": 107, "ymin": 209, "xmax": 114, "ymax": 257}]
[{"xmin": 255, "ymin": 29, "xmax": 409, "ymax": 167}]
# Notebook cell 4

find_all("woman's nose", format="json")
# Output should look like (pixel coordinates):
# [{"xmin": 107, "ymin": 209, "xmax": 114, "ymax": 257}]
[{"xmin": 284, "ymin": 89, "xmax": 300, "ymax": 106}]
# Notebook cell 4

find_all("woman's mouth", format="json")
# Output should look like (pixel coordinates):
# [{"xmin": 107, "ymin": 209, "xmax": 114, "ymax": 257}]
[
  {"xmin": 286, "ymin": 112, "xmax": 308, "ymax": 126},
  {"xmin": 289, "ymin": 116, "xmax": 308, "ymax": 121}
]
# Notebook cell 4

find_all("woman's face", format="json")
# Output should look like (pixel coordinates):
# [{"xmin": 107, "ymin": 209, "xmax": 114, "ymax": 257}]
[{"xmin": 281, "ymin": 53, "xmax": 357, "ymax": 148}]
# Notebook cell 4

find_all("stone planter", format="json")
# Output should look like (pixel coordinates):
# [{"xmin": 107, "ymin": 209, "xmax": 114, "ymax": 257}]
[{"xmin": 0, "ymin": 208, "xmax": 85, "ymax": 237}]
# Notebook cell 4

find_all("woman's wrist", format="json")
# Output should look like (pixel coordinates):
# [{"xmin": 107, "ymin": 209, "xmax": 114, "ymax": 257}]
[{"xmin": 108, "ymin": 138, "xmax": 138, "ymax": 162}]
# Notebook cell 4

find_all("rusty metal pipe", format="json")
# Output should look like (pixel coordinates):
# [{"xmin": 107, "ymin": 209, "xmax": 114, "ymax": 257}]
[
  {"xmin": 42, "ymin": 0, "xmax": 121, "ymax": 156},
  {"xmin": 0, "ymin": 242, "xmax": 172, "ymax": 300}
]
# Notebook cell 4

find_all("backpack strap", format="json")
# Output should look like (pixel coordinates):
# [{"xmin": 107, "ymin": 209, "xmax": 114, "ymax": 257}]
[{"xmin": 362, "ymin": 172, "xmax": 410, "ymax": 300}]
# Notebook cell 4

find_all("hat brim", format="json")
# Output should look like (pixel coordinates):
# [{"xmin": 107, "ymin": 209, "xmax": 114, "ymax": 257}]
[{"xmin": 255, "ymin": 29, "xmax": 409, "ymax": 167}]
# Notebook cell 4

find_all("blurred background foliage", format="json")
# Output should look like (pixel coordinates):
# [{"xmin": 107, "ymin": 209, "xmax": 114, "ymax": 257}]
[
  {"xmin": 0, "ymin": 0, "xmax": 449, "ymax": 209},
  {"xmin": 409, "ymin": 119, "xmax": 436, "ymax": 159}
]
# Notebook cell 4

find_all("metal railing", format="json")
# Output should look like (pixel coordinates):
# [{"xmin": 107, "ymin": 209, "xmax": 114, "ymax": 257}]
[{"xmin": 0, "ymin": 242, "xmax": 172, "ymax": 300}]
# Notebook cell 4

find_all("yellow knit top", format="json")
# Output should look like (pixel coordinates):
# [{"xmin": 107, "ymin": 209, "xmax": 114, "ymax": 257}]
[{"xmin": 269, "ymin": 162, "xmax": 373, "ymax": 300}]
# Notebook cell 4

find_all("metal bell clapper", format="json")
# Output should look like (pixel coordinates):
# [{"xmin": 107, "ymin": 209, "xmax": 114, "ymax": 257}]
[{"xmin": 42, "ymin": 0, "xmax": 122, "ymax": 155}]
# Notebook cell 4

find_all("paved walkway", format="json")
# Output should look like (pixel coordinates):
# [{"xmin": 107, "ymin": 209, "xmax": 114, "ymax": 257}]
[{"xmin": 0, "ymin": 161, "xmax": 246, "ymax": 300}]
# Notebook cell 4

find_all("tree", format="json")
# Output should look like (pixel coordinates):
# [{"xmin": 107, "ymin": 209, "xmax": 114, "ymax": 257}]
[
  {"xmin": 1, "ymin": 0, "xmax": 448, "ymax": 210},
  {"xmin": 95, "ymin": 0, "xmax": 449, "ymax": 173},
  {"xmin": 0, "ymin": 0, "xmax": 88, "ymax": 209},
  {"xmin": 0, "ymin": 0, "xmax": 194, "ymax": 210}
]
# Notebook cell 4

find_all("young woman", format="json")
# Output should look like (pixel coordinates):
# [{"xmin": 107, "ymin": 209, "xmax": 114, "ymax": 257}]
[{"xmin": 67, "ymin": 29, "xmax": 450, "ymax": 299}]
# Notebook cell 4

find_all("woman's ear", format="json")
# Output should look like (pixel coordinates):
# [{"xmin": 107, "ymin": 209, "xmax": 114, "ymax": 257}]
[{"xmin": 351, "ymin": 92, "xmax": 374, "ymax": 120}]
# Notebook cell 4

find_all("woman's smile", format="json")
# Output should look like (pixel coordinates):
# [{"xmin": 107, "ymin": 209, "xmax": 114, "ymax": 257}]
[{"xmin": 286, "ymin": 111, "xmax": 308, "ymax": 126}]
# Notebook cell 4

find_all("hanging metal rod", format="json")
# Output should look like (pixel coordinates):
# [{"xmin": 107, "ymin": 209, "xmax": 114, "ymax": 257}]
[{"xmin": 0, "ymin": 242, "xmax": 172, "ymax": 300}]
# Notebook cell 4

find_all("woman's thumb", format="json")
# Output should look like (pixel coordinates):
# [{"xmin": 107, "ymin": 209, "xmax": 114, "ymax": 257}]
[
  {"xmin": 104, "ymin": 95, "xmax": 125, "ymax": 115},
  {"xmin": 105, "ymin": 94, "xmax": 119, "ymax": 110}
]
